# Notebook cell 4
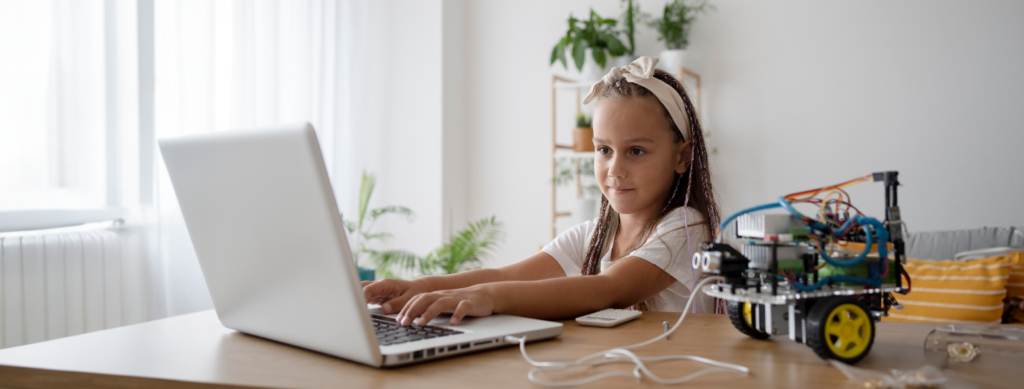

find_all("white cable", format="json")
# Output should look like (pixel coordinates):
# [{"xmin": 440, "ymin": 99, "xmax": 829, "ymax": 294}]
[{"xmin": 506, "ymin": 276, "xmax": 749, "ymax": 386}]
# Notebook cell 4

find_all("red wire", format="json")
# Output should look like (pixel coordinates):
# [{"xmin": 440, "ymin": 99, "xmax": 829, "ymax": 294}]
[
  {"xmin": 901, "ymin": 268, "xmax": 912, "ymax": 293},
  {"xmin": 836, "ymin": 222, "xmax": 857, "ymax": 240},
  {"xmin": 879, "ymin": 254, "xmax": 889, "ymax": 279},
  {"xmin": 783, "ymin": 174, "xmax": 872, "ymax": 200}
]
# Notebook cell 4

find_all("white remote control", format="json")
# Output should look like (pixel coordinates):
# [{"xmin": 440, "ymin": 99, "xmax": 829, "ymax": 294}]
[{"xmin": 575, "ymin": 309, "xmax": 642, "ymax": 328}]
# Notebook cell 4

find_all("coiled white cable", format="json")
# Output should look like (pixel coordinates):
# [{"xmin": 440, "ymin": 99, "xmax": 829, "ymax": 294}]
[{"xmin": 505, "ymin": 276, "xmax": 749, "ymax": 386}]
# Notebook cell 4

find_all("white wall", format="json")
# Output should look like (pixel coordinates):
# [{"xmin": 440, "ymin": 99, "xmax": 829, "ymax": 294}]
[
  {"xmin": 460, "ymin": 0, "xmax": 1024, "ymax": 269},
  {"xmin": 463, "ymin": 0, "xmax": 639, "ymax": 268},
  {"xmin": 442, "ymin": 0, "xmax": 469, "ymax": 239},
  {"xmin": 341, "ymin": 0, "xmax": 445, "ymax": 258},
  {"xmin": 687, "ymin": 0, "xmax": 1024, "ymax": 231}
]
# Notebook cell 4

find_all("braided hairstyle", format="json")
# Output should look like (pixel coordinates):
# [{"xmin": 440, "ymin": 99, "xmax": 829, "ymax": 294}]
[{"xmin": 580, "ymin": 69, "xmax": 720, "ymax": 311}]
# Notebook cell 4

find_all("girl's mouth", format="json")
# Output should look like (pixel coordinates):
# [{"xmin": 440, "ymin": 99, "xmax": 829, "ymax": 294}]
[{"xmin": 609, "ymin": 187, "xmax": 634, "ymax": 195}]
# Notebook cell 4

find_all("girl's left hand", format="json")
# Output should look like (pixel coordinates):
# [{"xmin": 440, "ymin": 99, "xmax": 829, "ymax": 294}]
[{"xmin": 397, "ymin": 285, "xmax": 497, "ymax": 326}]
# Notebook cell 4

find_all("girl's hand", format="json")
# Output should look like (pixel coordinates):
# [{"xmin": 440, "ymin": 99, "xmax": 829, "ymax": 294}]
[
  {"xmin": 361, "ymin": 279, "xmax": 432, "ymax": 314},
  {"xmin": 397, "ymin": 286, "xmax": 496, "ymax": 326}
]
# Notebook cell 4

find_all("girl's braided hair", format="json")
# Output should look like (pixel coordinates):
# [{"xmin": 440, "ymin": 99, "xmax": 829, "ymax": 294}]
[{"xmin": 581, "ymin": 69, "xmax": 720, "ymax": 311}]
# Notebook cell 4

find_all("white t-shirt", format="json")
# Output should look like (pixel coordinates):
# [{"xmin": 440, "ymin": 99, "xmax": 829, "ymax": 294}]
[{"xmin": 542, "ymin": 206, "xmax": 715, "ymax": 313}]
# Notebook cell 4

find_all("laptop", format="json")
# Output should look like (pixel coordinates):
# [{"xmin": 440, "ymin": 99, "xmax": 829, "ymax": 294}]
[{"xmin": 158, "ymin": 123, "xmax": 562, "ymax": 367}]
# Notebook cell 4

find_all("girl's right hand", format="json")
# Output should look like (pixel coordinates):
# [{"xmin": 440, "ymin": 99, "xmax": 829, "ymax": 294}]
[{"xmin": 361, "ymin": 279, "xmax": 432, "ymax": 314}]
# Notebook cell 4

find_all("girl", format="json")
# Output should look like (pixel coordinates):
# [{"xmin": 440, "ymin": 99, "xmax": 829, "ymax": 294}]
[{"xmin": 362, "ymin": 57, "xmax": 720, "ymax": 327}]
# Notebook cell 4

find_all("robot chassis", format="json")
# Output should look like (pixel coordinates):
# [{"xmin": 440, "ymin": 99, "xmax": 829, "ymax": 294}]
[{"xmin": 693, "ymin": 172, "xmax": 908, "ymax": 364}]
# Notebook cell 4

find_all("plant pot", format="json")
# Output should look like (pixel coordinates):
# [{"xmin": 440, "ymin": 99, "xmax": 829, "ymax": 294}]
[
  {"xmin": 578, "ymin": 48, "xmax": 608, "ymax": 82},
  {"xmin": 658, "ymin": 49, "xmax": 687, "ymax": 75},
  {"xmin": 572, "ymin": 198, "xmax": 598, "ymax": 224},
  {"xmin": 357, "ymin": 266, "xmax": 375, "ymax": 282},
  {"xmin": 573, "ymin": 127, "xmax": 594, "ymax": 152},
  {"xmin": 614, "ymin": 55, "xmax": 639, "ymax": 67}
]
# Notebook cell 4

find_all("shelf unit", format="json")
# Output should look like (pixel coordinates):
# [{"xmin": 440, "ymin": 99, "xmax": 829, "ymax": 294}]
[{"xmin": 549, "ymin": 67, "xmax": 701, "ymax": 239}]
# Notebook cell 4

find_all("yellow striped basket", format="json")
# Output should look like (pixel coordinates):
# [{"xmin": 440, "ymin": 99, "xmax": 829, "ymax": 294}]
[{"xmin": 885, "ymin": 255, "xmax": 1013, "ymax": 325}]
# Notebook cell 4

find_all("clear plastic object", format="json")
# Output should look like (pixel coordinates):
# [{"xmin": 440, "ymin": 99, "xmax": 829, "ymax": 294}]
[
  {"xmin": 829, "ymin": 360, "xmax": 947, "ymax": 389},
  {"xmin": 924, "ymin": 325, "xmax": 1024, "ymax": 365}
]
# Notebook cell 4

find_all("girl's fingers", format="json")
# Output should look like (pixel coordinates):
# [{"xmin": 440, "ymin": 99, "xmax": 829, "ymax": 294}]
[
  {"xmin": 363, "ymin": 280, "xmax": 403, "ymax": 305},
  {"xmin": 381, "ymin": 291, "xmax": 416, "ymax": 314},
  {"xmin": 450, "ymin": 300, "xmax": 474, "ymax": 326},
  {"xmin": 416, "ymin": 298, "xmax": 456, "ymax": 326},
  {"xmin": 362, "ymin": 281, "xmax": 390, "ymax": 303},
  {"xmin": 400, "ymin": 293, "xmax": 436, "ymax": 326},
  {"xmin": 397, "ymin": 293, "xmax": 420, "ymax": 324},
  {"xmin": 360, "ymin": 281, "xmax": 373, "ymax": 287}
]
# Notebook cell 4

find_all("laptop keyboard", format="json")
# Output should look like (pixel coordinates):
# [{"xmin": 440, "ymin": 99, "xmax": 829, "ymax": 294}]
[{"xmin": 371, "ymin": 314, "xmax": 464, "ymax": 346}]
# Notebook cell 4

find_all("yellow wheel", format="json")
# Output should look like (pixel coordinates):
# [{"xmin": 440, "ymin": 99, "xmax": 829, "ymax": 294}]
[
  {"xmin": 727, "ymin": 301, "xmax": 769, "ymax": 340},
  {"xmin": 807, "ymin": 297, "xmax": 876, "ymax": 364},
  {"xmin": 743, "ymin": 302, "xmax": 754, "ymax": 328}
]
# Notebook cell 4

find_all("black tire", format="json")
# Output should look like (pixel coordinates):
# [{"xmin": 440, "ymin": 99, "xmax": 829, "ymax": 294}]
[
  {"xmin": 727, "ymin": 300, "xmax": 770, "ymax": 340},
  {"xmin": 806, "ymin": 296, "xmax": 876, "ymax": 364}
]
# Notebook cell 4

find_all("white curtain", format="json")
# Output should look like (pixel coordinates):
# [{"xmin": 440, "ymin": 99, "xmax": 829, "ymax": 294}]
[
  {"xmin": 152, "ymin": 0, "xmax": 389, "ymax": 315},
  {"xmin": 0, "ymin": 0, "xmax": 389, "ymax": 320}
]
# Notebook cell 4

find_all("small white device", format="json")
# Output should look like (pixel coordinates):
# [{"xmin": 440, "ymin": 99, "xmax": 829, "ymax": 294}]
[
  {"xmin": 575, "ymin": 309, "xmax": 642, "ymax": 328},
  {"xmin": 158, "ymin": 123, "xmax": 562, "ymax": 367}
]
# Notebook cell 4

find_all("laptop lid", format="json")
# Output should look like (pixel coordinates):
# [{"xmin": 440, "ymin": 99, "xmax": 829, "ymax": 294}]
[{"xmin": 159, "ymin": 123, "xmax": 383, "ymax": 366}]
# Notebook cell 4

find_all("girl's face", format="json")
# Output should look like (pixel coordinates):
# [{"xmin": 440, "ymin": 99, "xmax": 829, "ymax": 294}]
[{"xmin": 592, "ymin": 97, "xmax": 692, "ymax": 217}]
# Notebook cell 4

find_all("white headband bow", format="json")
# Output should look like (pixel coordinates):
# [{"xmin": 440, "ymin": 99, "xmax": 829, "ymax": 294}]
[{"xmin": 582, "ymin": 56, "xmax": 691, "ymax": 140}]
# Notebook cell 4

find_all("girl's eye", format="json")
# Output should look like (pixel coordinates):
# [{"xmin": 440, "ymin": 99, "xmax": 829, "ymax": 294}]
[
  {"xmin": 597, "ymin": 146, "xmax": 612, "ymax": 155},
  {"xmin": 630, "ymin": 148, "xmax": 646, "ymax": 156}
]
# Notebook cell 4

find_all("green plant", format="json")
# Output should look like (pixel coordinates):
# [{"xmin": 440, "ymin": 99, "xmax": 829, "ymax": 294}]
[
  {"xmin": 342, "ymin": 172, "xmax": 418, "ymax": 275},
  {"xmin": 425, "ymin": 217, "xmax": 504, "ymax": 275},
  {"xmin": 550, "ymin": 10, "xmax": 628, "ymax": 72},
  {"xmin": 343, "ymin": 171, "xmax": 505, "ymax": 278},
  {"xmin": 576, "ymin": 112, "xmax": 592, "ymax": 128},
  {"xmin": 375, "ymin": 217, "xmax": 505, "ymax": 277},
  {"xmin": 554, "ymin": 158, "xmax": 601, "ymax": 198},
  {"xmin": 619, "ymin": 0, "xmax": 642, "ymax": 56},
  {"xmin": 646, "ymin": 0, "xmax": 715, "ymax": 50}
]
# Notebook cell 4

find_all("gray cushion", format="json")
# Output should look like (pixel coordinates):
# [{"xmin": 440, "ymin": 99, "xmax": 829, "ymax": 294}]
[{"xmin": 905, "ymin": 227, "xmax": 1023, "ymax": 260}]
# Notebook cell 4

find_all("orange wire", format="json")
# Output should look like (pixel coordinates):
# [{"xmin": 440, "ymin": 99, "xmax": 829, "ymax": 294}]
[{"xmin": 783, "ymin": 174, "xmax": 872, "ymax": 201}]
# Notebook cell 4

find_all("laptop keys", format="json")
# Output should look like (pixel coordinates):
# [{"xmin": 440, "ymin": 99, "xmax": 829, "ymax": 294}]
[{"xmin": 370, "ymin": 314, "xmax": 463, "ymax": 345}]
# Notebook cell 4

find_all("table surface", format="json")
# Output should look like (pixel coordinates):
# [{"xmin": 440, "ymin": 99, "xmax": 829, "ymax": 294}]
[{"xmin": 0, "ymin": 309, "xmax": 1019, "ymax": 388}]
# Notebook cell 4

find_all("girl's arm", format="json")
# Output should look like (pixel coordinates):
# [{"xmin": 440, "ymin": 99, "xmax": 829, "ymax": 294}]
[
  {"xmin": 362, "ymin": 251, "xmax": 566, "ymax": 314},
  {"xmin": 397, "ymin": 256, "xmax": 678, "ymax": 326}
]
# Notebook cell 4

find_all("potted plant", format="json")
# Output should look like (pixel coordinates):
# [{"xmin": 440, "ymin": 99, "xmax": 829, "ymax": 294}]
[
  {"xmin": 550, "ymin": 9, "xmax": 628, "ymax": 81},
  {"xmin": 342, "ymin": 171, "xmax": 417, "ymax": 281},
  {"xmin": 573, "ymin": 112, "xmax": 594, "ymax": 152},
  {"xmin": 646, "ymin": 0, "xmax": 715, "ymax": 73},
  {"xmin": 374, "ymin": 217, "xmax": 505, "ymax": 277},
  {"xmin": 344, "ymin": 172, "xmax": 505, "ymax": 279},
  {"xmin": 615, "ymin": 0, "xmax": 642, "ymax": 67}
]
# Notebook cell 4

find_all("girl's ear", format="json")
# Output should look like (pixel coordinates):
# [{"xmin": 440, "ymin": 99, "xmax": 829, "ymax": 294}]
[{"xmin": 675, "ymin": 139, "xmax": 694, "ymax": 175}]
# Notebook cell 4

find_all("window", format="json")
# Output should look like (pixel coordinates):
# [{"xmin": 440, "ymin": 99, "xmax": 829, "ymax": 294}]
[{"xmin": 0, "ymin": 0, "xmax": 138, "ymax": 212}]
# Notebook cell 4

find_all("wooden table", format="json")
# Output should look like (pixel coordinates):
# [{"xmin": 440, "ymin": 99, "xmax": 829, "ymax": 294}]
[{"xmin": 0, "ymin": 310, "xmax": 1018, "ymax": 388}]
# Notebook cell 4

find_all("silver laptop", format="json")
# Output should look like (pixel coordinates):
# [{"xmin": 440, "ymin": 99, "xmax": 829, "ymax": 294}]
[{"xmin": 158, "ymin": 123, "xmax": 562, "ymax": 367}]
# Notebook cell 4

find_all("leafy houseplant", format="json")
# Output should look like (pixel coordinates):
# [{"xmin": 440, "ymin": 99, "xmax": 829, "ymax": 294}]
[
  {"xmin": 342, "ymin": 172, "xmax": 418, "ymax": 281},
  {"xmin": 647, "ymin": 0, "xmax": 714, "ymax": 72},
  {"xmin": 423, "ymin": 217, "xmax": 504, "ymax": 275},
  {"xmin": 343, "ymin": 172, "xmax": 506, "ymax": 279},
  {"xmin": 374, "ymin": 217, "xmax": 505, "ymax": 278},
  {"xmin": 619, "ymin": 0, "xmax": 641, "ymax": 58},
  {"xmin": 550, "ymin": 10, "xmax": 628, "ymax": 80},
  {"xmin": 573, "ymin": 112, "xmax": 594, "ymax": 153}
]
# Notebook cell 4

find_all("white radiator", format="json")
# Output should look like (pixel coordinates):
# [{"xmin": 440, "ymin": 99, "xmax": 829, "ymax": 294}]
[{"xmin": 1, "ymin": 225, "xmax": 149, "ymax": 349}]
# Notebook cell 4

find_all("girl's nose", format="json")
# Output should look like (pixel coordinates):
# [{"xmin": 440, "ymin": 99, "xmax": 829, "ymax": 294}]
[{"xmin": 607, "ymin": 155, "xmax": 628, "ymax": 178}]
